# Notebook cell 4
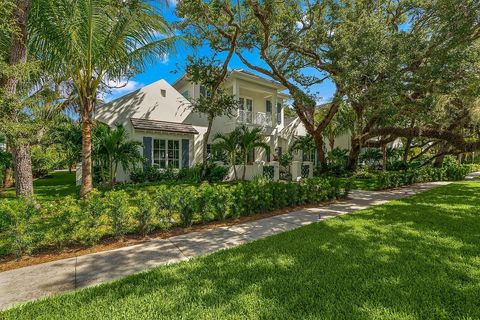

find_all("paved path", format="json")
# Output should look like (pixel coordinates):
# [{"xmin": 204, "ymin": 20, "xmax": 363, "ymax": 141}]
[{"xmin": 0, "ymin": 181, "xmax": 454, "ymax": 310}]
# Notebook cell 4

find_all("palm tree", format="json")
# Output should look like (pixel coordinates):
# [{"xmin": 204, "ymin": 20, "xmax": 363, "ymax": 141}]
[
  {"xmin": 213, "ymin": 129, "xmax": 241, "ymax": 180},
  {"xmin": 93, "ymin": 124, "xmax": 143, "ymax": 186},
  {"xmin": 290, "ymin": 135, "xmax": 316, "ymax": 158},
  {"xmin": 237, "ymin": 125, "xmax": 270, "ymax": 180},
  {"xmin": 29, "ymin": 0, "xmax": 174, "ymax": 196},
  {"xmin": 52, "ymin": 119, "xmax": 82, "ymax": 173}
]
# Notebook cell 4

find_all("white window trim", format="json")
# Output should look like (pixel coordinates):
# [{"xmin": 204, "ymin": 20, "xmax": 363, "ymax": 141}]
[
  {"xmin": 152, "ymin": 138, "xmax": 181, "ymax": 169},
  {"xmin": 238, "ymin": 95, "xmax": 254, "ymax": 111}
]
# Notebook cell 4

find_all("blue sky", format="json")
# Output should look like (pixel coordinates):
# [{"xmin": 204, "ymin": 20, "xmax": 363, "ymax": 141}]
[{"xmin": 105, "ymin": 2, "xmax": 337, "ymax": 104}]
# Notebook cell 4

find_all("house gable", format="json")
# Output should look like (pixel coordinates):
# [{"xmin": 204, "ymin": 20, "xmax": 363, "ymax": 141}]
[{"xmin": 96, "ymin": 79, "xmax": 192, "ymax": 127}]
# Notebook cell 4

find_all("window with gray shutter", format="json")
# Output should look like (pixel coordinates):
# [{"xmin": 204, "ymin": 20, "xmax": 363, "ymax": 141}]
[
  {"xmin": 143, "ymin": 137, "xmax": 152, "ymax": 167},
  {"xmin": 181, "ymin": 139, "xmax": 190, "ymax": 168}
]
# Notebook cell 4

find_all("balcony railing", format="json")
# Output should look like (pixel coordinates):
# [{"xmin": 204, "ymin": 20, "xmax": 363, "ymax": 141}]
[{"xmin": 237, "ymin": 110, "xmax": 273, "ymax": 127}]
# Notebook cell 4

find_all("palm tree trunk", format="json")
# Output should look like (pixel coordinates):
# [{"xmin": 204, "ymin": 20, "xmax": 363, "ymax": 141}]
[
  {"xmin": 13, "ymin": 145, "xmax": 34, "ymax": 197},
  {"xmin": 3, "ymin": 0, "xmax": 33, "ymax": 197},
  {"xmin": 80, "ymin": 98, "xmax": 94, "ymax": 197},
  {"xmin": 232, "ymin": 155, "xmax": 237, "ymax": 180},
  {"xmin": 201, "ymin": 116, "xmax": 214, "ymax": 179}
]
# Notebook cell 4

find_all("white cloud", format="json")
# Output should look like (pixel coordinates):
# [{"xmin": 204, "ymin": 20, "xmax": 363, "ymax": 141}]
[{"xmin": 102, "ymin": 78, "xmax": 144, "ymax": 102}]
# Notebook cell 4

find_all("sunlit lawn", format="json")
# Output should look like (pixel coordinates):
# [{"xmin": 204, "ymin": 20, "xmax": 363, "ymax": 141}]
[
  {"xmin": 3, "ymin": 182, "xmax": 480, "ymax": 319},
  {"xmin": 0, "ymin": 171, "xmax": 78, "ymax": 201}
]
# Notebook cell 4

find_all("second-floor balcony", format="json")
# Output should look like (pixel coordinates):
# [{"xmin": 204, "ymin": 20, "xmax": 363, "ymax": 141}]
[{"xmin": 237, "ymin": 110, "xmax": 273, "ymax": 127}]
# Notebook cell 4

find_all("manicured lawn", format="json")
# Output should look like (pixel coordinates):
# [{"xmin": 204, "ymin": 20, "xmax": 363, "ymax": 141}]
[
  {"xmin": 3, "ymin": 182, "xmax": 480, "ymax": 319},
  {"xmin": 0, "ymin": 171, "xmax": 78, "ymax": 201}
]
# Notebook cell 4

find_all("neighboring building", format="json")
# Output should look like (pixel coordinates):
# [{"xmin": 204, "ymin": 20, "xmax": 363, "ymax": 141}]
[{"xmin": 95, "ymin": 69, "xmax": 337, "ymax": 181}]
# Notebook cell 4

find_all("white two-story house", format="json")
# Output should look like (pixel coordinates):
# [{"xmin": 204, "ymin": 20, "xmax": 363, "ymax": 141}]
[{"xmin": 95, "ymin": 69, "xmax": 312, "ymax": 181}]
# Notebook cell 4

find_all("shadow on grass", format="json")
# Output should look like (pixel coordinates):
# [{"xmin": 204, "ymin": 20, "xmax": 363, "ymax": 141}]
[{"xmin": 4, "ymin": 183, "xmax": 480, "ymax": 319}]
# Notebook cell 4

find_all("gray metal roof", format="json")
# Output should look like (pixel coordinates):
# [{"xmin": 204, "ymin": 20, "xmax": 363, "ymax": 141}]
[{"xmin": 130, "ymin": 118, "xmax": 198, "ymax": 135}]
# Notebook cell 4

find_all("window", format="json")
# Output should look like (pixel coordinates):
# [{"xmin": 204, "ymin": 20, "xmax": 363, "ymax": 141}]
[
  {"xmin": 302, "ymin": 150, "xmax": 316, "ymax": 163},
  {"xmin": 246, "ymin": 98, "xmax": 253, "ymax": 111},
  {"xmin": 200, "ymin": 85, "xmax": 211, "ymax": 97},
  {"xmin": 153, "ymin": 139, "xmax": 179, "ymax": 169},
  {"xmin": 276, "ymin": 103, "xmax": 282, "ymax": 124},
  {"xmin": 181, "ymin": 90, "xmax": 190, "ymax": 99},
  {"xmin": 239, "ymin": 97, "xmax": 245, "ymax": 110},
  {"xmin": 266, "ymin": 100, "xmax": 272, "ymax": 113},
  {"xmin": 161, "ymin": 89, "xmax": 166, "ymax": 97}
]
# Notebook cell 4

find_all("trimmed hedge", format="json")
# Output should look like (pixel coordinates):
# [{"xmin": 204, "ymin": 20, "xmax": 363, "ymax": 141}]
[
  {"xmin": 375, "ymin": 165, "xmax": 469, "ymax": 190},
  {"xmin": 0, "ymin": 177, "xmax": 350, "ymax": 258},
  {"xmin": 464, "ymin": 163, "xmax": 480, "ymax": 173}
]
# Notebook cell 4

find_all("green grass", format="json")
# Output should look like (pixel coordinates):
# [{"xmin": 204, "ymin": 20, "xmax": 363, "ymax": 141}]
[
  {"xmin": 3, "ymin": 182, "xmax": 480, "ymax": 319},
  {"xmin": 0, "ymin": 171, "xmax": 78, "ymax": 201}
]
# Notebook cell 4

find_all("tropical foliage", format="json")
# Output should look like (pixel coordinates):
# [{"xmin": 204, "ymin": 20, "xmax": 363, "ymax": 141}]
[
  {"xmin": 0, "ymin": 177, "xmax": 350, "ymax": 257},
  {"xmin": 92, "ymin": 123, "xmax": 143, "ymax": 186},
  {"xmin": 28, "ymin": 0, "xmax": 174, "ymax": 196}
]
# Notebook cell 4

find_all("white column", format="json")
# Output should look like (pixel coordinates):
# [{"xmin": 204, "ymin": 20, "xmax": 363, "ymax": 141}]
[
  {"xmin": 272, "ymin": 90, "xmax": 278, "ymax": 127},
  {"xmin": 270, "ymin": 161, "xmax": 280, "ymax": 181},
  {"xmin": 291, "ymin": 161, "xmax": 302, "ymax": 181},
  {"xmin": 233, "ymin": 79, "xmax": 240, "ymax": 100}
]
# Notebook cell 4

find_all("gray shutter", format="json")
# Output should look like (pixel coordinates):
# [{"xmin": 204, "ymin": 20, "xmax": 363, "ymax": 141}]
[
  {"xmin": 143, "ymin": 137, "xmax": 152, "ymax": 167},
  {"xmin": 181, "ymin": 139, "xmax": 190, "ymax": 168}
]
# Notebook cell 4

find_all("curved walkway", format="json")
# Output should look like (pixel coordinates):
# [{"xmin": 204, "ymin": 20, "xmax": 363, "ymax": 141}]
[{"xmin": 0, "ymin": 180, "xmax": 467, "ymax": 310}]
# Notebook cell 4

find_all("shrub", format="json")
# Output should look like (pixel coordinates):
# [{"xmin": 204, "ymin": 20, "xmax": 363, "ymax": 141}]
[
  {"xmin": 375, "ymin": 164, "xmax": 469, "ymax": 190},
  {"xmin": 77, "ymin": 189, "xmax": 107, "ymax": 245},
  {"xmin": 152, "ymin": 186, "xmax": 176, "ymax": 229},
  {"xmin": 134, "ymin": 192, "xmax": 156, "ymax": 236},
  {"xmin": 464, "ymin": 163, "xmax": 480, "ymax": 173},
  {"xmin": 0, "ymin": 176, "xmax": 348, "ymax": 258},
  {"xmin": 175, "ymin": 187, "xmax": 197, "ymax": 227},
  {"xmin": 42, "ymin": 197, "xmax": 80, "ymax": 249},
  {"xmin": 103, "ymin": 190, "xmax": 132, "ymax": 238},
  {"xmin": 1, "ymin": 198, "xmax": 39, "ymax": 257},
  {"xmin": 207, "ymin": 164, "xmax": 229, "ymax": 182},
  {"xmin": 177, "ymin": 165, "xmax": 202, "ymax": 183}
]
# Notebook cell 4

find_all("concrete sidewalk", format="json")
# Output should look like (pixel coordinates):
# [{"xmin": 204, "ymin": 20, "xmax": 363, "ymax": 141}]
[{"xmin": 0, "ymin": 181, "xmax": 451, "ymax": 310}]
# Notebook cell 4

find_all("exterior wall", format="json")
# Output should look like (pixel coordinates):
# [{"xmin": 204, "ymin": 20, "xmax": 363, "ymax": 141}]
[{"xmin": 96, "ymin": 79, "xmax": 191, "ymax": 126}]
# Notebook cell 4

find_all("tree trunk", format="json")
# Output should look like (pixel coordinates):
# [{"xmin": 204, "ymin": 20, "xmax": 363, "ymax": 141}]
[
  {"xmin": 402, "ymin": 119, "xmax": 415, "ymax": 162},
  {"xmin": 346, "ymin": 137, "xmax": 361, "ymax": 171},
  {"xmin": 402, "ymin": 137, "xmax": 412, "ymax": 162},
  {"xmin": 13, "ymin": 145, "xmax": 34, "ymax": 197},
  {"xmin": 312, "ymin": 134, "xmax": 327, "ymax": 172},
  {"xmin": 382, "ymin": 144, "xmax": 387, "ymax": 171},
  {"xmin": 232, "ymin": 155, "xmax": 237, "ymax": 180},
  {"xmin": 1, "ymin": 0, "xmax": 33, "ymax": 196},
  {"xmin": 3, "ymin": 145, "xmax": 14, "ymax": 188},
  {"xmin": 201, "ymin": 116, "xmax": 214, "ymax": 179},
  {"xmin": 3, "ymin": 168, "xmax": 14, "ymax": 189},
  {"xmin": 433, "ymin": 143, "xmax": 449, "ymax": 168},
  {"xmin": 328, "ymin": 136, "xmax": 335, "ymax": 151},
  {"xmin": 80, "ymin": 99, "xmax": 94, "ymax": 197}
]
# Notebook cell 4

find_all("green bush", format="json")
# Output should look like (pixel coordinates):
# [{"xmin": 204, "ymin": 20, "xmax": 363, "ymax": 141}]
[
  {"xmin": 0, "ymin": 177, "xmax": 349, "ymax": 258},
  {"xmin": 134, "ymin": 192, "xmax": 156, "ymax": 236},
  {"xmin": 375, "ymin": 164, "xmax": 469, "ymax": 190},
  {"xmin": 103, "ymin": 190, "xmax": 132, "ymax": 238},
  {"xmin": 175, "ymin": 187, "xmax": 197, "ymax": 227},
  {"xmin": 464, "ymin": 163, "xmax": 480, "ymax": 173},
  {"xmin": 1, "ymin": 199, "xmax": 39, "ymax": 257}
]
